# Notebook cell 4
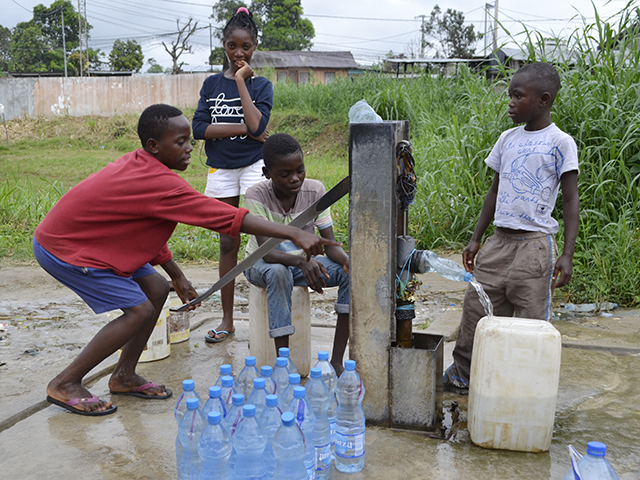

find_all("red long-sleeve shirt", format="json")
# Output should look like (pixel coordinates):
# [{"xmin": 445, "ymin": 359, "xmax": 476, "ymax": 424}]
[{"xmin": 35, "ymin": 148, "xmax": 248, "ymax": 277}]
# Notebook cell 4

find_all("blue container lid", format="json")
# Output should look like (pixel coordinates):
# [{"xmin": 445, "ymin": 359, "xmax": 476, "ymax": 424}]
[
  {"xmin": 278, "ymin": 347, "xmax": 290, "ymax": 357},
  {"xmin": 281, "ymin": 411, "xmax": 295, "ymax": 426},
  {"xmin": 289, "ymin": 373, "xmax": 301, "ymax": 384},
  {"xmin": 317, "ymin": 351, "xmax": 329, "ymax": 361},
  {"xmin": 344, "ymin": 360, "xmax": 356, "ymax": 371},
  {"xmin": 208, "ymin": 386, "xmax": 221, "ymax": 398},
  {"xmin": 261, "ymin": 365, "xmax": 273, "ymax": 375},
  {"xmin": 186, "ymin": 397, "xmax": 199, "ymax": 409},
  {"xmin": 207, "ymin": 411, "xmax": 222, "ymax": 424},
  {"xmin": 220, "ymin": 364, "xmax": 232, "ymax": 375},
  {"xmin": 310, "ymin": 367, "xmax": 322, "ymax": 378},
  {"xmin": 232, "ymin": 394, "xmax": 245, "ymax": 406},
  {"xmin": 586, "ymin": 441, "xmax": 607, "ymax": 456},
  {"xmin": 182, "ymin": 379, "xmax": 195, "ymax": 391},
  {"xmin": 293, "ymin": 386, "xmax": 306, "ymax": 398},
  {"xmin": 243, "ymin": 404, "xmax": 256, "ymax": 417},
  {"xmin": 254, "ymin": 377, "xmax": 266, "ymax": 389},
  {"xmin": 221, "ymin": 375, "xmax": 234, "ymax": 387},
  {"xmin": 276, "ymin": 357, "xmax": 288, "ymax": 367},
  {"xmin": 245, "ymin": 356, "xmax": 256, "ymax": 366},
  {"xmin": 266, "ymin": 394, "xmax": 278, "ymax": 406}
]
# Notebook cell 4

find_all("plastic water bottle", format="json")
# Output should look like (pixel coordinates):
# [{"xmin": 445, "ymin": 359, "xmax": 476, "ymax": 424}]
[
  {"xmin": 278, "ymin": 347, "xmax": 298, "ymax": 375},
  {"xmin": 231, "ymin": 404, "xmax": 268, "ymax": 479},
  {"xmin": 273, "ymin": 411, "xmax": 308, "ymax": 480},
  {"xmin": 562, "ymin": 302, "xmax": 618, "ymax": 313},
  {"xmin": 202, "ymin": 386, "xmax": 228, "ymax": 419},
  {"xmin": 305, "ymin": 367, "xmax": 332, "ymax": 479},
  {"xmin": 334, "ymin": 359, "xmax": 365, "ymax": 473},
  {"xmin": 219, "ymin": 376, "xmax": 237, "ymax": 412},
  {"xmin": 348, "ymin": 99, "xmax": 383, "ymax": 123},
  {"xmin": 198, "ymin": 411, "xmax": 232, "ymax": 480},
  {"xmin": 237, "ymin": 356, "xmax": 260, "ymax": 399},
  {"xmin": 215, "ymin": 364, "xmax": 240, "ymax": 390},
  {"xmin": 247, "ymin": 377, "xmax": 268, "ymax": 417},
  {"xmin": 175, "ymin": 379, "xmax": 203, "ymax": 425},
  {"xmin": 562, "ymin": 441, "xmax": 620, "ymax": 480},
  {"xmin": 260, "ymin": 394, "xmax": 282, "ymax": 479},
  {"xmin": 260, "ymin": 365, "xmax": 277, "ymax": 395},
  {"xmin": 272, "ymin": 357, "xmax": 290, "ymax": 396},
  {"xmin": 278, "ymin": 373, "xmax": 301, "ymax": 409},
  {"xmin": 178, "ymin": 397, "xmax": 206, "ymax": 480},
  {"xmin": 222, "ymin": 393, "xmax": 245, "ymax": 472},
  {"xmin": 286, "ymin": 386, "xmax": 316, "ymax": 479},
  {"xmin": 313, "ymin": 351, "xmax": 338, "ymax": 460},
  {"xmin": 412, "ymin": 250, "xmax": 473, "ymax": 282}
]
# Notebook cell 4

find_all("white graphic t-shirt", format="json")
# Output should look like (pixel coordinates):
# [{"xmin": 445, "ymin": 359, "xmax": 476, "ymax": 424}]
[{"xmin": 485, "ymin": 123, "xmax": 579, "ymax": 234}]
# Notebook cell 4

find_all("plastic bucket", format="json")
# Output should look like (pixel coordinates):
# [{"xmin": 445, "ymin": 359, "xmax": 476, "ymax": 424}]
[
  {"xmin": 168, "ymin": 293, "xmax": 191, "ymax": 344},
  {"xmin": 468, "ymin": 316, "xmax": 561, "ymax": 452},
  {"xmin": 117, "ymin": 298, "xmax": 171, "ymax": 363}
]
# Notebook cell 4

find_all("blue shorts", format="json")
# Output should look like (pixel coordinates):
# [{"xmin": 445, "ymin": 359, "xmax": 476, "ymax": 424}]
[{"xmin": 32, "ymin": 237, "xmax": 157, "ymax": 314}]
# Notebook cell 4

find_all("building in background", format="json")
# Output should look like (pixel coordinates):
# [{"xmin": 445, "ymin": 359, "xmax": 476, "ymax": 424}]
[{"xmin": 252, "ymin": 51, "xmax": 361, "ymax": 85}]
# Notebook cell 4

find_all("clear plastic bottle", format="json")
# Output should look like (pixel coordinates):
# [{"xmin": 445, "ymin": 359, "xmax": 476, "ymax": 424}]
[
  {"xmin": 286, "ymin": 386, "xmax": 316, "ymax": 480},
  {"xmin": 202, "ymin": 386, "xmax": 228, "ymax": 420},
  {"xmin": 198, "ymin": 411, "xmax": 232, "ymax": 480},
  {"xmin": 246, "ymin": 377, "xmax": 268, "ymax": 417},
  {"xmin": 237, "ymin": 356, "xmax": 260, "ymax": 399},
  {"xmin": 313, "ymin": 351, "xmax": 338, "ymax": 460},
  {"xmin": 272, "ymin": 357, "xmax": 290, "ymax": 397},
  {"xmin": 215, "ymin": 364, "xmax": 240, "ymax": 391},
  {"xmin": 278, "ymin": 373, "xmax": 301, "ymax": 410},
  {"xmin": 562, "ymin": 441, "xmax": 620, "ymax": 480},
  {"xmin": 348, "ymin": 99, "xmax": 383, "ymax": 123},
  {"xmin": 305, "ymin": 367, "xmax": 332, "ymax": 479},
  {"xmin": 278, "ymin": 347, "xmax": 298, "ymax": 375},
  {"xmin": 178, "ymin": 397, "xmax": 206, "ymax": 480},
  {"xmin": 562, "ymin": 303, "xmax": 618, "ymax": 313},
  {"xmin": 259, "ymin": 394, "xmax": 282, "ymax": 479},
  {"xmin": 260, "ymin": 365, "xmax": 277, "ymax": 395},
  {"xmin": 231, "ymin": 404, "xmax": 268, "ymax": 479},
  {"xmin": 222, "ymin": 393, "xmax": 245, "ymax": 472},
  {"xmin": 335, "ymin": 359, "xmax": 366, "ymax": 473},
  {"xmin": 273, "ymin": 411, "xmax": 308, "ymax": 480},
  {"xmin": 175, "ymin": 379, "xmax": 203, "ymax": 425},
  {"xmin": 412, "ymin": 249, "xmax": 473, "ymax": 282},
  {"xmin": 219, "ymin": 376, "xmax": 237, "ymax": 412}
]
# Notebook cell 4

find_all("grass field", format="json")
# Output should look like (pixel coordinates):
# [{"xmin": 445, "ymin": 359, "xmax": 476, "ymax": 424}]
[{"xmin": 2, "ymin": 4, "xmax": 639, "ymax": 306}]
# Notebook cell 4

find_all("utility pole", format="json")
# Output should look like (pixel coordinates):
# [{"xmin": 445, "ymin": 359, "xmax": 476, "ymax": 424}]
[
  {"xmin": 493, "ymin": 0, "xmax": 499, "ymax": 53},
  {"xmin": 484, "ymin": 3, "xmax": 491, "ymax": 55},
  {"xmin": 61, "ymin": 8, "xmax": 68, "ymax": 77},
  {"xmin": 78, "ymin": 0, "xmax": 87, "ymax": 76},
  {"xmin": 209, "ymin": 23, "xmax": 213, "ymax": 72},
  {"xmin": 415, "ymin": 14, "xmax": 426, "ymax": 58}
]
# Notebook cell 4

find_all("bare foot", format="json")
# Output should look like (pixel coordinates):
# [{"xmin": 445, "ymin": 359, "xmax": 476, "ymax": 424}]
[
  {"xmin": 108, "ymin": 373, "xmax": 170, "ymax": 398},
  {"xmin": 331, "ymin": 360, "xmax": 344, "ymax": 378},
  {"xmin": 46, "ymin": 379, "xmax": 114, "ymax": 414}
]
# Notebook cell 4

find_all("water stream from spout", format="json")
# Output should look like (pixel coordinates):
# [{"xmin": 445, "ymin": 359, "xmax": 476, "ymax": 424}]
[{"xmin": 467, "ymin": 275, "xmax": 494, "ymax": 319}]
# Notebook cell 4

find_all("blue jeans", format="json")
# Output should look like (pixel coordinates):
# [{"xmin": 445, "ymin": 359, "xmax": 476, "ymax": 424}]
[{"xmin": 244, "ymin": 257, "xmax": 350, "ymax": 338}]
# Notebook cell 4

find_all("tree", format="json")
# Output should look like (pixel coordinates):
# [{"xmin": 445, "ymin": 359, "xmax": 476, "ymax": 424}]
[
  {"xmin": 0, "ymin": 25, "xmax": 11, "ymax": 72},
  {"xmin": 146, "ymin": 57, "xmax": 168, "ymax": 74},
  {"xmin": 162, "ymin": 18, "xmax": 199, "ymax": 75},
  {"xmin": 424, "ymin": 5, "xmax": 476, "ymax": 58},
  {"xmin": 109, "ymin": 39, "xmax": 144, "ymax": 72},
  {"xmin": 209, "ymin": 0, "xmax": 314, "ymax": 51},
  {"xmin": 9, "ymin": 23, "xmax": 49, "ymax": 72},
  {"xmin": 68, "ymin": 47, "xmax": 103, "ymax": 75}
]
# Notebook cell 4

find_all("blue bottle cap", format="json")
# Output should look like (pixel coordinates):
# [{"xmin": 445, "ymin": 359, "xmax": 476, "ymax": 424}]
[
  {"xmin": 281, "ymin": 411, "xmax": 295, "ymax": 426},
  {"xmin": 232, "ymin": 394, "xmax": 245, "ymax": 406},
  {"xmin": 464, "ymin": 272, "xmax": 475, "ymax": 283},
  {"xmin": 208, "ymin": 386, "xmax": 221, "ymax": 398},
  {"xmin": 310, "ymin": 367, "xmax": 322, "ymax": 378},
  {"xmin": 586, "ymin": 441, "xmax": 607, "ymax": 456},
  {"xmin": 344, "ymin": 359, "xmax": 356, "ymax": 371},
  {"xmin": 293, "ymin": 386, "xmax": 306, "ymax": 398},
  {"xmin": 288, "ymin": 373, "xmax": 301, "ymax": 384},
  {"xmin": 220, "ymin": 364, "xmax": 232, "ymax": 375},
  {"xmin": 245, "ymin": 356, "xmax": 256, "ymax": 366},
  {"xmin": 221, "ymin": 375, "xmax": 234, "ymax": 387},
  {"xmin": 186, "ymin": 397, "xmax": 199, "ymax": 409},
  {"xmin": 243, "ymin": 404, "xmax": 256, "ymax": 417},
  {"xmin": 182, "ymin": 379, "xmax": 195, "ymax": 391},
  {"xmin": 207, "ymin": 411, "xmax": 222, "ymax": 424},
  {"xmin": 261, "ymin": 365, "xmax": 273, "ymax": 376},
  {"xmin": 278, "ymin": 347, "xmax": 290, "ymax": 357},
  {"xmin": 317, "ymin": 351, "xmax": 329, "ymax": 361},
  {"xmin": 276, "ymin": 357, "xmax": 288, "ymax": 367},
  {"xmin": 253, "ymin": 377, "xmax": 266, "ymax": 389},
  {"xmin": 266, "ymin": 394, "xmax": 278, "ymax": 406}
]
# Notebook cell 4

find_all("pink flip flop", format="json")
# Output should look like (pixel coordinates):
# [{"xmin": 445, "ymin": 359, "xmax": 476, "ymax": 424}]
[
  {"xmin": 47, "ymin": 394, "xmax": 118, "ymax": 416},
  {"xmin": 109, "ymin": 382, "xmax": 173, "ymax": 400}
]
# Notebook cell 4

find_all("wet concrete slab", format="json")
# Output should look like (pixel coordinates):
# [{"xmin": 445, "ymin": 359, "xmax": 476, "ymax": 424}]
[{"xmin": 1, "ymin": 264, "xmax": 639, "ymax": 479}]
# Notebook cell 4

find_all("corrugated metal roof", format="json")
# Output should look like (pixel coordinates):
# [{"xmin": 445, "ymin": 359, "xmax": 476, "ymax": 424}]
[{"xmin": 252, "ymin": 51, "xmax": 358, "ymax": 69}]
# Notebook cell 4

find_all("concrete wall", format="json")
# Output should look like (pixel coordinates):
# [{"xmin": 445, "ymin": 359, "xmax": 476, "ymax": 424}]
[{"xmin": 0, "ymin": 74, "xmax": 212, "ymax": 120}]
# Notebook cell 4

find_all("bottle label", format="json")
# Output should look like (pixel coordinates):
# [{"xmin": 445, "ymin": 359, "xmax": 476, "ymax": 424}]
[
  {"xmin": 306, "ymin": 465, "xmax": 316, "ymax": 479},
  {"xmin": 335, "ymin": 431, "xmax": 365, "ymax": 459},
  {"xmin": 330, "ymin": 421, "xmax": 336, "ymax": 439},
  {"xmin": 315, "ymin": 443, "xmax": 332, "ymax": 471}
]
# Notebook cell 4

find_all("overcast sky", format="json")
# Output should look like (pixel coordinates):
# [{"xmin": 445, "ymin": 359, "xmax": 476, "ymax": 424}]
[{"xmin": 3, "ymin": 0, "xmax": 633, "ymax": 71}]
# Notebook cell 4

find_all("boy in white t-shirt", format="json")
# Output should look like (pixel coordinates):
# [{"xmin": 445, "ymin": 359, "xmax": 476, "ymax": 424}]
[{"xmin": 444, "ymin": 62, "xmax": 580, "ymax": 394}]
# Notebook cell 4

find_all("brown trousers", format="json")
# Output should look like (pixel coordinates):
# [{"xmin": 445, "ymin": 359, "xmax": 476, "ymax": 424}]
[{"xmin": 449, "ymin": 228, "xmax": 558, "ymax": 385}]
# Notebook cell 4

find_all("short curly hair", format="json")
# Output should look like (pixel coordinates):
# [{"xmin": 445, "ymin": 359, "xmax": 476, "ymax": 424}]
[
  {"xmin": 262, "ymin": 133, "xmax": 303, "ymax": 169},
  {"xmin": 515, "ymin": 62, "xmax": 561, "ymax": 102},
  {"xmin": 137, "ymin": 104, "xmax": 183, "ymax": 148}
]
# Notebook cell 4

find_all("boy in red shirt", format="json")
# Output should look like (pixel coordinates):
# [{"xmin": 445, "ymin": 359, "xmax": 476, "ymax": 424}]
[{"xmin": 34, "ymin": 104, "xmax": 337, "ymax": 416}]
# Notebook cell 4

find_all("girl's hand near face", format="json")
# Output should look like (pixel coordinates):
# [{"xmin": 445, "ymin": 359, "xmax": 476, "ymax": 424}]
[{"xmin": 235, "ymin": 60, "xmax": 255, "ymax": 81}]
